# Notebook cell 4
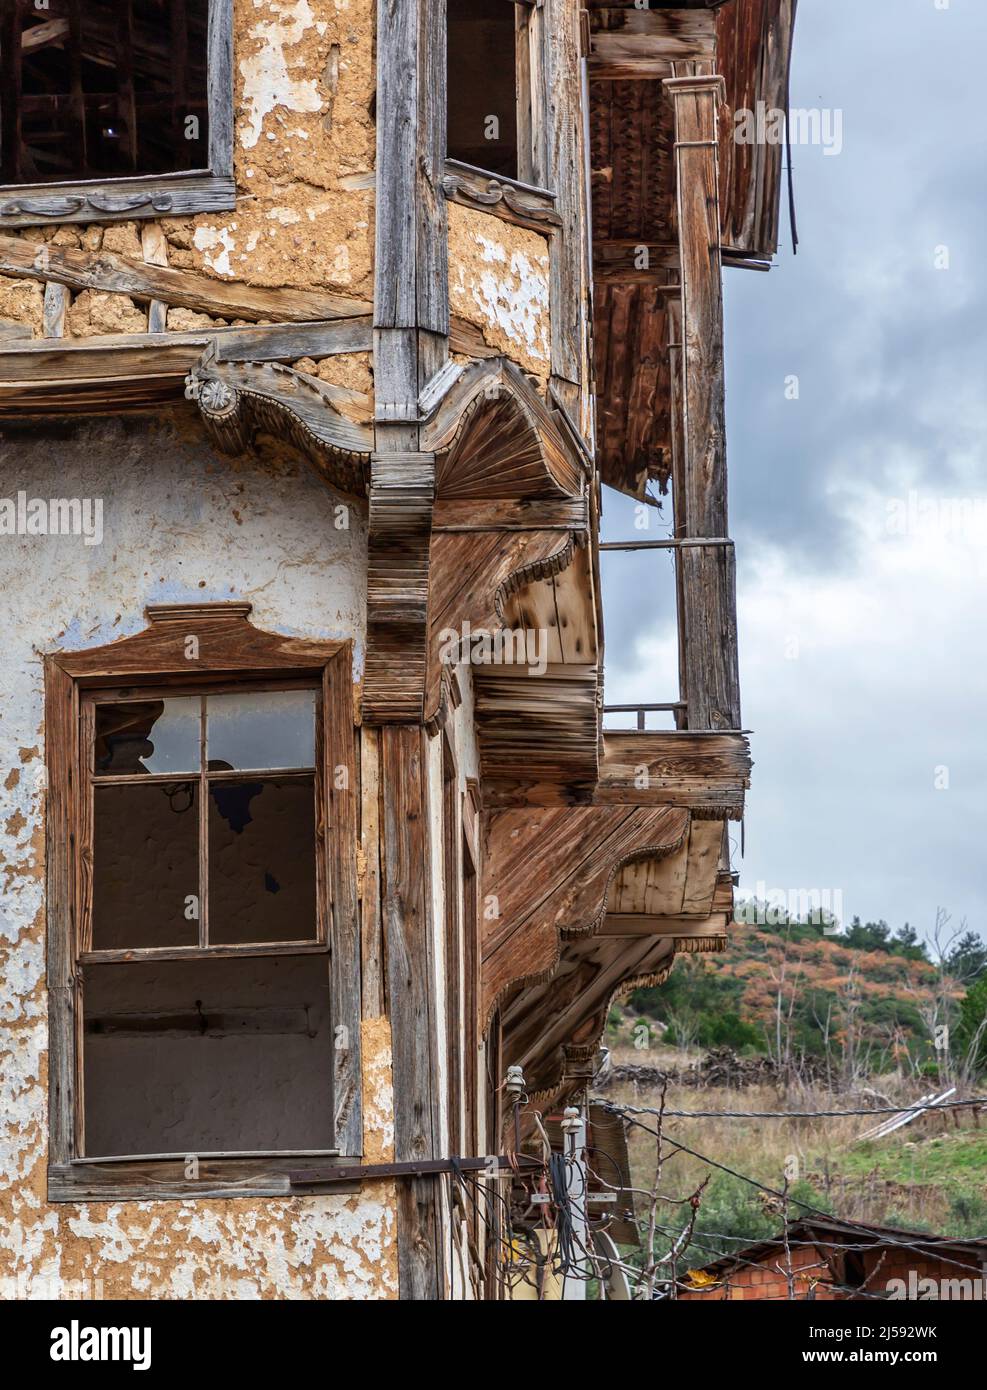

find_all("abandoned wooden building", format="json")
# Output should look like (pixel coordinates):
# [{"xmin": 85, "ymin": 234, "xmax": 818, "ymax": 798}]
[{"xmin": 0, "ymin": 0, "xmax": 795, "ymax": 1299}]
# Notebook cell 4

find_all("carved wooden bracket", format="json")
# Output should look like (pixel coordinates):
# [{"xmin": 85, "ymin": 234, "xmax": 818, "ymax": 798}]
[
  {"xmin": 364, "ymin": 355, "xmax": 593, "ymax": 732},
  {"xmin": 185, "ymin": 349, "xmax": 372, "ymax": 499},
  {"xmin": 481, "ymin": 803, "xmax": 691, "ymax": 1024},
  {"xmin": 422, "ymin": 357, "xmax": 587, "ymax": 500},
  {"xmin": 441, "ymin": 161, "xmax": 562, "ymax": 230}
]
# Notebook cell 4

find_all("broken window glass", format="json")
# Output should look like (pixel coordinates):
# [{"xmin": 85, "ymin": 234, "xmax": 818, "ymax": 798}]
[{"xmin": 94, "ymin": 697, "xmax": 200, "ymax": 776}]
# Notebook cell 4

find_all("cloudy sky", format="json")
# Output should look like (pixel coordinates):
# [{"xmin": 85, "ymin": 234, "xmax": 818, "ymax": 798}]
[{"xmin": 600, "ymin": 0, "xmax": 986, "ymax": 942}]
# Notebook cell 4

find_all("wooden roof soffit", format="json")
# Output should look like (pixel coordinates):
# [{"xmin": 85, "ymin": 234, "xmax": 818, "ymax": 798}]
[
  {"xmin": 481, "ymin": 803, "xmax": 691, "ymax": 1026},
  {"xmin": 507, "ymin": 939, "xmax": 679, "ymax": 1112},
  {"xmin": 500, "ymin": 863, "xmax": 736, "ymax": 1110}
]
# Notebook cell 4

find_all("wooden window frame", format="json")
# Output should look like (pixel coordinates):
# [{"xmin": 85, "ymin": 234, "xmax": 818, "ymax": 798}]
[
  {"xmin": 443, "ymin": 0, "xmax": 554, "ymax": 225},
  {"xmin": 45, "ymin": 604, "xmax": 362, "ymax": 1203},
  {"xmin": 0, "ymin": 0, "xmax": 234, "ymax": 231}
]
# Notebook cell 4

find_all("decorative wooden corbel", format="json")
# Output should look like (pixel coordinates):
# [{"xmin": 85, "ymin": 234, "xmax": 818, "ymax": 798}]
[
  {"xmin": 481, "ymin": 803, "xmax": 691, "ymax": 1024},
  {"xmin": 185, "ymin": 348, "xmax": 372, "ymax": 499},
  {"xmin": 422, "ymin": 356, "xmax": 587, "ymax": 500}
]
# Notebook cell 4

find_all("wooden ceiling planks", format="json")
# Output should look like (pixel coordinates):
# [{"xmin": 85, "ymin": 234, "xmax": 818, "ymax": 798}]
[
  {"xmin": 501, "ymin": 931, "xmax": 676, "ymax": 1101},
  {"xmin": 590, "ymin": 0, "xmax": 797, "ymax": 500}
]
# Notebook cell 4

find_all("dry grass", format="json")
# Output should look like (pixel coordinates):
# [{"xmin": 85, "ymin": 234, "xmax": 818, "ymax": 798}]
[{"xmin": 599, "ymin": 1056, "xmax": 987, "ymax": 1254}]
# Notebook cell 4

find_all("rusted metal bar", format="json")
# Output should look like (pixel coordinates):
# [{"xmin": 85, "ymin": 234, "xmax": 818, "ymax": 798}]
[{"xmin": 288, "ymin": 1154, "xmax": 543, "ymax": 1186}]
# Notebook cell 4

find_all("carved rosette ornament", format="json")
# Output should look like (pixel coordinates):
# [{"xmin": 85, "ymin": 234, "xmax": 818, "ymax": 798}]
[{"xmin": 186, "ymin": 373, "xmax": 238, "ymax": 421}]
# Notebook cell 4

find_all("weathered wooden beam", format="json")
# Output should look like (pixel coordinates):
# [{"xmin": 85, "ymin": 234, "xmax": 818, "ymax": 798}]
[
  {"xmin": 380, "ymin": 725, "xmax": 441, "ymax": 1301},
  {"xmin": 0, "ymin": 319, "xmax": 373, "ymax": 416},
  {"xmin": 140, "ymin": 222, "xmax": 170, "ymax": 333},
  {"xmin": 363, "ymin": 454, "xmax": 435, "ymax": 722},
  {"xmin": 665, "ymin": 73, "xmax": 741, "ymax": 732},
  {"xmin": 0, "ymin": 231, "xmax": 369, "ymax": 323},
  {"xmin": 42, "ymin": 281, "xmax": 68, "ymax": 339},
  {"xmin": 588, "ymin": 7, "xmax": 717, "ymax": 76},
  {"xmin": 545, "ymin": 0, "xmax": 583, "ymax": 391}
]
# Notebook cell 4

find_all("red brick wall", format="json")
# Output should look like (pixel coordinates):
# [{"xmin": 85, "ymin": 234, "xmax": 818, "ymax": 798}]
[
  {"xmin": 680, "ymin": 1243, "xmax": 836, "ymax": 1300},
  {"xmin": 679, "ymin": 1241, "xmax": 973, "ymax": 1301}
]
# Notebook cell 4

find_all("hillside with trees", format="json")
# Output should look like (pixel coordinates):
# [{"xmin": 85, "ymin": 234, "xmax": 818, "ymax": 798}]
[{"xmin": 621, "ymin": 909, "xmax": 987, "ymax": 1084}]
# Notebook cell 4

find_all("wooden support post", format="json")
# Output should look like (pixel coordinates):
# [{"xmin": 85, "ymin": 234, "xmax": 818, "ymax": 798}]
[
  {"xmin": 545, "ymin": 0, "xmax": 584, "ymax": 409},
  {"xmin": 140, "ymin": 223, "xmax": 170, "ymax": 334},
  {"xmin": 373, "ymin": 0, "xmax": 449, "ymax": 1300},
  {"xmin": 380, "ymin": 725, "xmax": 441, "ymax": 1301},
  {"xmin": 664, "ymin": 73, "xmax": 741, "ymax": 732}
]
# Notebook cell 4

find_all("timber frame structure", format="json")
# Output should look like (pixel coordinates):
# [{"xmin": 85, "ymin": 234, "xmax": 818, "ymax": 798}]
[{"xmin": 0, "ymin": 0, "xmax": 797, "ymax": 1301}]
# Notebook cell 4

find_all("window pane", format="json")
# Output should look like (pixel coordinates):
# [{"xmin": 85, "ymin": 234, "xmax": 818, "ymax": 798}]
[
  {"xmin": 447, "ymin": 0, "xmax": 518, "ymax": 178},
  {"xmin": 94, "ymin": 698, "xmax": 200, "ymax": 776},
  {"xmin": 92, "ymin": 782, "xmax": 199, "ymax": 950},
  {"xmin": 208, "ymin": 776, "xmax": 317, "ymax": 944},
  {"xmin": 4, "ymin": 0, "xmax": 210, "ymax": 185},
  {"xmin": 206, "ymin": 691, "xmax": 316, "ymax": 771},
  {"xmin": 82, "ymin": 954, "xmax": 334, "ymax": 1156}
]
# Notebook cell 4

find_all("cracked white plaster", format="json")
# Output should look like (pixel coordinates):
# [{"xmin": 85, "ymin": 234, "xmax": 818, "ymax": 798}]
[
  {"xmin": 240, "ymin": 0, "xmax": 325, "ymax": 151},
  {"xmin": 192, "ymin": 225, "xmax": 236, "ymax": 278}
]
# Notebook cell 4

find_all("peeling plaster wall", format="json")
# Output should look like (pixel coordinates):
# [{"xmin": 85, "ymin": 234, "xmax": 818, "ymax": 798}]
[
  {"xmin": 448, "ymin": 204, "xmax": 551, "ymax": 378},
  {"xmin": 183, "ymin": 0, "xmax": 376, "ymax": 295},
  {"xmin": 0, "ymin": 415, "xmax": 401, "ymax": 1300}
]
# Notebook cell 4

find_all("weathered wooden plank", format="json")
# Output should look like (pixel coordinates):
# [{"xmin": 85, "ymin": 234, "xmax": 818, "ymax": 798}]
[
  {"xmin": 42, "ymin": 282, "xmax": 69, "ymax": 339},
  {"xmin": 665, "ymin": 74, "xmax": 741, "ymax": 732},
  {"xmin": 325, "ymin": 645, "xmax": 362, "ymax": 1156},
  {"xmin": 588, "ymin": 6, "xmax": 716, "ymax": 75},
  {"xmin": 207, "ymin": 0, "xmax": 235, "ymax": 183},
  {"xmin": 433, "ymin": 498, "xmax": 588, "ymax": 531},
  {"xmin": 481, "ymin": 804, "xmax": 690, "ymax": 1022},
  {"xmin": 681, "ymin": 816, "xmax": 726, "ymax": 916},
  {"xmin": 380, "ymin": 725, "xmax": 440, "ymax": 1300},
  {"xmin": 545, "ymin": 0, "xmax": 584, "ymax": 388},
  {"xmin": 716, "ymin": 0, "xmax": 796, "ymax": 259},
  {"xmin": 140, "ymin": 222, "xmax": 170, "ymax": 333},
  {"xmin": 44, "ymin": 659, "xmax": 79, "ymax": 1171},
  {"xmin": 0, "ymin": 232, "xmax": 369, "ymax": 322},
  {"xmin": 597, "ymin": 731, "xmax": 750, "ymax": 810},
  {"xmin": 50, "ymin": 1159, "xmax": 359, "ymax": 1203},
  {"xmin": 359, "ymin": 727, "xmax": 385, "ymax": 1019},
  {"xmin": 363, "ymin": 454, "xmax": 436, "ymax": 724},
  {"xmin": 441, "ymin": 160, "xmax": 560, "ymax": 232}
]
